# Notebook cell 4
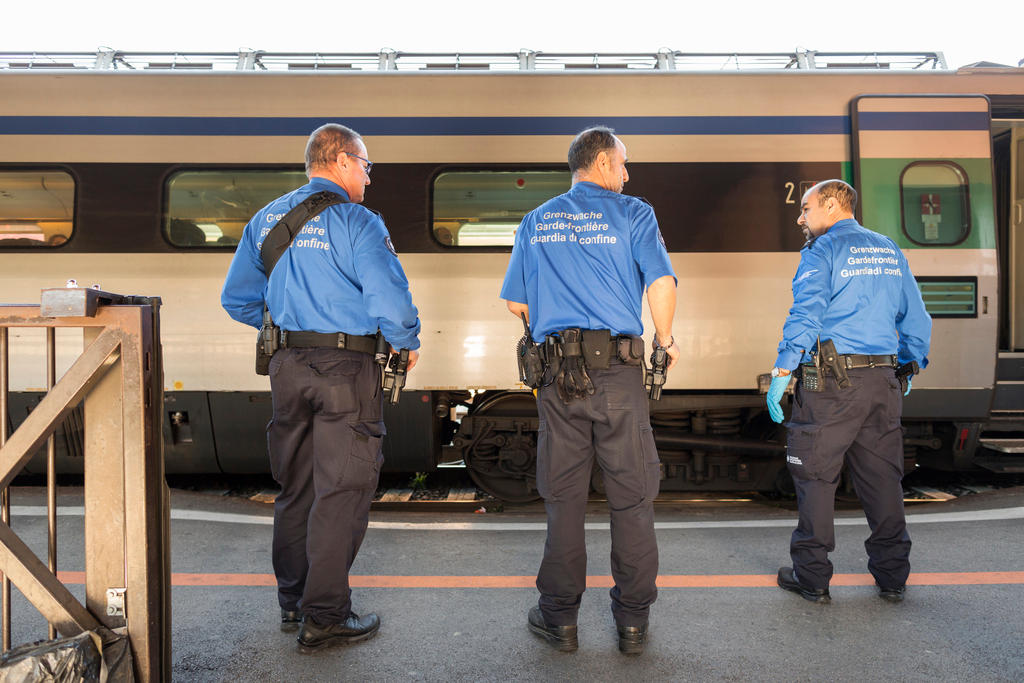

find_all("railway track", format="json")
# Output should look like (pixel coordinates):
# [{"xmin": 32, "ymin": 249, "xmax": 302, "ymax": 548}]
[{"xmin": 167, "ymin": 470, "xmax": 1024, "ymax": 511}]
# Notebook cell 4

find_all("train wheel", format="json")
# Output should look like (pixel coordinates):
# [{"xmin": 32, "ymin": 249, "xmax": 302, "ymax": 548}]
[{"xmin": 462, "ymin": 391, "xmax": 541, "ymax": 504}]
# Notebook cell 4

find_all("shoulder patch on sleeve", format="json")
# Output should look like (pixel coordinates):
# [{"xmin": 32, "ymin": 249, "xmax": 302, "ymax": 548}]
[
  {"xmin": 796, "ymin": 268, "xmax": 819, "ymax": 282},
  {"xmin": 385, "ymin": 236, "xmax": 398, "ymax": 256}
]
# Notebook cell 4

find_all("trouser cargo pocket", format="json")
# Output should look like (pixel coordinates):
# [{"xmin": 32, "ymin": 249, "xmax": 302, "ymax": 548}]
[
  {"xmin": 786, "ymin": 422, "xmax": 824, "ymax": 480},
  {"xmin": 640, "ymin": 424, "xmax": 661, "ymax": 501},
  {"xmin": 338, "ymin": 421, "xmax": 385, "ymax": 491}
]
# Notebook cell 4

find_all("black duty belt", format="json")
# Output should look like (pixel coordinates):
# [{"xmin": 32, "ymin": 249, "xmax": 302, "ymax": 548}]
[
  {"xmin": 546, "ymin": 330, "xmax": 644, "ymax": 368},
  {"xmin": 838, "ymin": 353, "xmax": 897, "ymax": 369},
  {"xmin": 280, "ymin": 330, "xmax": 377, "ymax": 355}
]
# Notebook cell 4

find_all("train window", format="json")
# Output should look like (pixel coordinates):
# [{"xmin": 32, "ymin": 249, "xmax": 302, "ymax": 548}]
[
  {"xmin": 164, "ymin": 169, "xmax": 307, "ymax": 247},
  {"xmin": 0, "ymin": 170, "xmax": 74, "ymax": 247},
  {"xmin": 899, "ymin": 161, "xmax": 971, "ymax": 246},
  {"xmin": 433, "ymin": 170, "xmax": 571, "ymax": 246}
]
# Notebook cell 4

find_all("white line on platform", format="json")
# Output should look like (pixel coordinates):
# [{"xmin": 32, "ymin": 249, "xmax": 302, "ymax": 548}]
[
  {"xmin": 10, "ymin": 506, "xmax": 274, "ymax": 526},
  {"xmin": 9, "ymin": 505, "xmax": 1024, "ymax": 530}
]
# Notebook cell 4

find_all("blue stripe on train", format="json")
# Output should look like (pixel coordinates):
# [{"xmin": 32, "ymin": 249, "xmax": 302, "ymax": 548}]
[
  {"xmin": 0, "ymin": 111, "xmax": 989, "ymax": 136},
  {"xmin": 858, "ymin": 111, "xmax": 990, "ymax": 131}
]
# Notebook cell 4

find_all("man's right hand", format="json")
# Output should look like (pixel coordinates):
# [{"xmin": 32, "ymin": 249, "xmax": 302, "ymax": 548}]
[
  {"xmin": 766, "ymin": 374, "xmax": 791, "ymax": 424},
  {"xmin": 388, "ymin": 346, "xmax": 420, "ymax": 372},
  {"xmin": 656, "ymin": 335, "xmax": 679, "ymax": 370},
  {"xmin": 664, "ymin": 341, "xmax": 680, "ymax": 370}
]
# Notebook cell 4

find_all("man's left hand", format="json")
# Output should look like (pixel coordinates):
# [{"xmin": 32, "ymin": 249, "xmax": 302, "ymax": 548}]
[{"xmin": 767, "ymin": 374, "xmax": 791, "ymax": 424}]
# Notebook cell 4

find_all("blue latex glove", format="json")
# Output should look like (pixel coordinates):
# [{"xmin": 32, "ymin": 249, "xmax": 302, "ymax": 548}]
[
  {"xmin": 767, "ymin": 374, "xmax": 791, "ymax": 424},
  {"xmin": 904, "ymin": 377, "xmax": 912, "ymax": 397}
]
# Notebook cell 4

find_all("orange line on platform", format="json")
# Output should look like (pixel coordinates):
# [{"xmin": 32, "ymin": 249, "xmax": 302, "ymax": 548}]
[{"xmin": 55, "ymin": 571, "xmax": 1024, "ymax": 588}]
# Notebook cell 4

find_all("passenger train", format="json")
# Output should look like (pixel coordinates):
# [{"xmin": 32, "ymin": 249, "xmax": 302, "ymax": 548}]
[{"xmin": 1, "ymin": 49, "xmax": 1022, "ymax": 501}]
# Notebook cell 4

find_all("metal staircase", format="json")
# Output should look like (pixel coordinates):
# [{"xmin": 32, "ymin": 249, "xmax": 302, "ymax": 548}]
[{"xmin": 977, "ymin": 352, "xmax": 1024, "ymax": 472}]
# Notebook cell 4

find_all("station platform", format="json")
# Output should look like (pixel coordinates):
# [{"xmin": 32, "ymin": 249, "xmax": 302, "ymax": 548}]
[{"xmin": 4, "ymin": 485, "xmax": 1024, "ymax": 681}]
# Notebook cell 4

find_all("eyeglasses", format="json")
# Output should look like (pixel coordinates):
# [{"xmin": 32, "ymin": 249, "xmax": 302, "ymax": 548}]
[{"xmin": 344, "ymin": 151, "xmax": 373, "ymax": 175}]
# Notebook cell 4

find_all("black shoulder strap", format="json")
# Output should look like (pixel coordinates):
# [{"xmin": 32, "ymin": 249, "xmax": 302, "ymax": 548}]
[{"xmin": 260, "ymin": 190, "xmax": 347, "ymax": 276}]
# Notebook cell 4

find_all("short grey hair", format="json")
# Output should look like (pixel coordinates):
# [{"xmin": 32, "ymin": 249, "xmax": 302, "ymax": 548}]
[
  {"xmin": 812, "ymin": 179, "xmax": 858, "ymax": 213},
  {"xmin": 305, "ymin": 123, "xmax": 362, "ymax": 175},
  {"xmin": 568, "ymin": 126, "xmax": 618, "ymax": 175}
]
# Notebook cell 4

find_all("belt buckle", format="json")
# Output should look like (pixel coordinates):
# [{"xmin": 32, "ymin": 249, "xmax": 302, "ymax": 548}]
[{"xmin": 337, "ymin": 333, "xmax": 347, "ymax": 349}]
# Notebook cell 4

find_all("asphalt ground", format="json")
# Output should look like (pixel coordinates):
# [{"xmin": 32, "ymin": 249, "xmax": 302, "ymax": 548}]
[{"xmin": 2, "ymin": 485, "xmax": 1023, "ymax": 681}]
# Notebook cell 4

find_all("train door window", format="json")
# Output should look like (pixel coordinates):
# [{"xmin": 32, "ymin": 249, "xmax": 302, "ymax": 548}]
[
  {"xmin": 899, "ymin": 161, "xmax": 971, "ymax": 246},
  {"xmin": 432, "ymin": 170, "xmax": 571, "ymax": 246},
  {"xmin": 1018, "ymin": 138, "xmax": 1024, "ymax": 197},
  {"xmin": 164, "ymin": 169, "xmax": 307, "ymax": 247},
  {"xmin": 0, "ymin": 170, "xmax": 74, "ymax": 247}
]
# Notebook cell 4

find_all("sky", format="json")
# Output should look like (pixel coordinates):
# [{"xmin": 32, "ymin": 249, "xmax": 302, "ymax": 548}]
[{"xmin": 6, "ymin": 0, "xmax": 1022, "ymax": 70}]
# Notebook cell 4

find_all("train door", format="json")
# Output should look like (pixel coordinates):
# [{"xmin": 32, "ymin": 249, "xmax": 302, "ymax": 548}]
[
  {"xmin": 1010, "ymin": 123, "xmax": 1024, "ymax": 350},
  {"xmin": 851, "ymin": 94, "xmax": 998, "ymax": 428}
]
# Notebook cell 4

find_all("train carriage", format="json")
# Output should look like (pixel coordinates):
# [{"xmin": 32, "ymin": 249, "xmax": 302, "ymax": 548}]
[{"xmin": 1, "ymin": 49, "xmax": 1022, "ymax": 500}]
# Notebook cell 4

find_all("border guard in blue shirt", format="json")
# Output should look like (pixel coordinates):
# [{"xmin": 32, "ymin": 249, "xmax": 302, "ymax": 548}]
[
  {"xmin": 767, "ymin": 179, "xmax": 931, "ymax": 605},
  {"xmin": 501, "ymin": 127, "xmax": 679, "ymax": 655},
  {"xmin": 222, "ymin": 123, "xmax": 420, "ymax": 652}
]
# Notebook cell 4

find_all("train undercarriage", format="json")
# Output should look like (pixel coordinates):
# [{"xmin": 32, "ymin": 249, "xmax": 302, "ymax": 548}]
[
  {"xmin": 5, "ymin": 379, "xmax": 1022, "ymax": 503},
  {"xmin": 442, "ymin": 388, "xmax": 1024, "ymax": 503}
]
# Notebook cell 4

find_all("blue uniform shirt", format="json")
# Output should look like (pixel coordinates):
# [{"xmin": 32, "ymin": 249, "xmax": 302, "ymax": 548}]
[
  {"xmin": 775, "ymin": 218, "xmax": 930, "ymax": 371},
  {"xmin": 501, "ymin": 181, "xmax": 676, "ymax": 342},
  {"xmin": 221, "ymin": 177, "xmax": 421, "ymax": 350}
]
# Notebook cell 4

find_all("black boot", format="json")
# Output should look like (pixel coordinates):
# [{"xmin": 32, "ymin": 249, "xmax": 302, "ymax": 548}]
[
  {"xmin": 617, "ymin": 623, "xmax": 648, "ymax": 655},
  {"xmin": 280, "ymin": 608, "xmax": 301, "ymax": 633},
  {"xmin": 527, "ymin": 606, "xmax": 578, "ymax": 652},
  {"xmin": 877, "ymin": 584, "xmax": 906, "ymax": 603},
  {"xmin": 296, "ymin": 613, "xmax": 380, "ymax": 653},
  {"xmin": 777, "ymin": 567, "xmax": 831, "ymax": 604}
]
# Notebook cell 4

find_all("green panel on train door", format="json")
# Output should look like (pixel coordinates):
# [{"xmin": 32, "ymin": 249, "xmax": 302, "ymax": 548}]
[{"xmin": 857, "ymin": 157, "xmax": 995, "ymax": 250}]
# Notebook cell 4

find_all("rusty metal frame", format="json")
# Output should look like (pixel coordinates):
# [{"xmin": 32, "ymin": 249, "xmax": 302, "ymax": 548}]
[{"xmin": 0, "ymin": 299, "xmax": 170, "ymax": 681}]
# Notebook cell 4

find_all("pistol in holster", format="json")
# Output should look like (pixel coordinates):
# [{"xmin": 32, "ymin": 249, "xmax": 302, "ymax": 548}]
[
  {"xmin": 382, "ymin": 348, "xmax": 410, "ymax": 405},
  {"xmin": 802, "ymin": 338, "xmax": 850, "ymax": 391},
  {"xmin": 818, "ymin": 338, "xmax": 851, "ymax": 389},
  {"xmin": 516, "ymin": 314, "xmax": 545, "ymax": 389},
  {"xmin": 895, "ymin": 360, "xmax": 919, "ymax": 394},
  {"xmin": 255, "ymin": 308, "xmax": 281, "ymax": 376},
  {"xmin": 645, "ymin": 343, "xmax": 669, "ymax": 401}
]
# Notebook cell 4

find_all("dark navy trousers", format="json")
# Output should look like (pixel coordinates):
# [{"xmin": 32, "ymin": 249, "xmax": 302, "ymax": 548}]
[
  {"xmin": 786, "ymin": 366, "xmax": 911, "ymax": 591},
  {"xmin": 267, "ymin": 347, "xmax": 384, "ymax": 624},
  {"xmin": 535, "ymin": 360, "xmax": 660, "ymax": 628}
]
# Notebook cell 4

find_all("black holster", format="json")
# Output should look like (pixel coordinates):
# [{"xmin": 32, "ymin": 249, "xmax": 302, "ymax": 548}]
[
  {"xmin": 383, "ymin": 348, "xmax": 410, "ymax": 404},
  {"xmin": 895, "ymin": 360, "xmax": 919, "ymax": 394},
  {"xmin": 646, "ymin": 345, "xmax": 668, "ymax": 400},
  {"xmin": 817, "ymin": 338, "xmax": 851, "ymax": 390},
  {"xmin": 256, "ymin": 308, "xmax": 280, "ymax": 376},
  {"xmin": 517, "ymin": 315, "xmax": 545, "ymax": 390}
]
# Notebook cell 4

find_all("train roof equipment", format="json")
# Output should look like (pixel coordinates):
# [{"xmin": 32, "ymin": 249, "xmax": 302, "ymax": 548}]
[{"xmin": 0, "ymin": 48, "xmax": 951, "ymax": 72}]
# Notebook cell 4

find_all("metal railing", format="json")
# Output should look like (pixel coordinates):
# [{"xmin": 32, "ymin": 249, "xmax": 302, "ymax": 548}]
[
  {"xmin": 0, "ymin": 48, "xmax": 948, "ymax": 72},
  {"xmin": 0, "ymin": 288, "xmax": 169, "ymax": 681}
]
